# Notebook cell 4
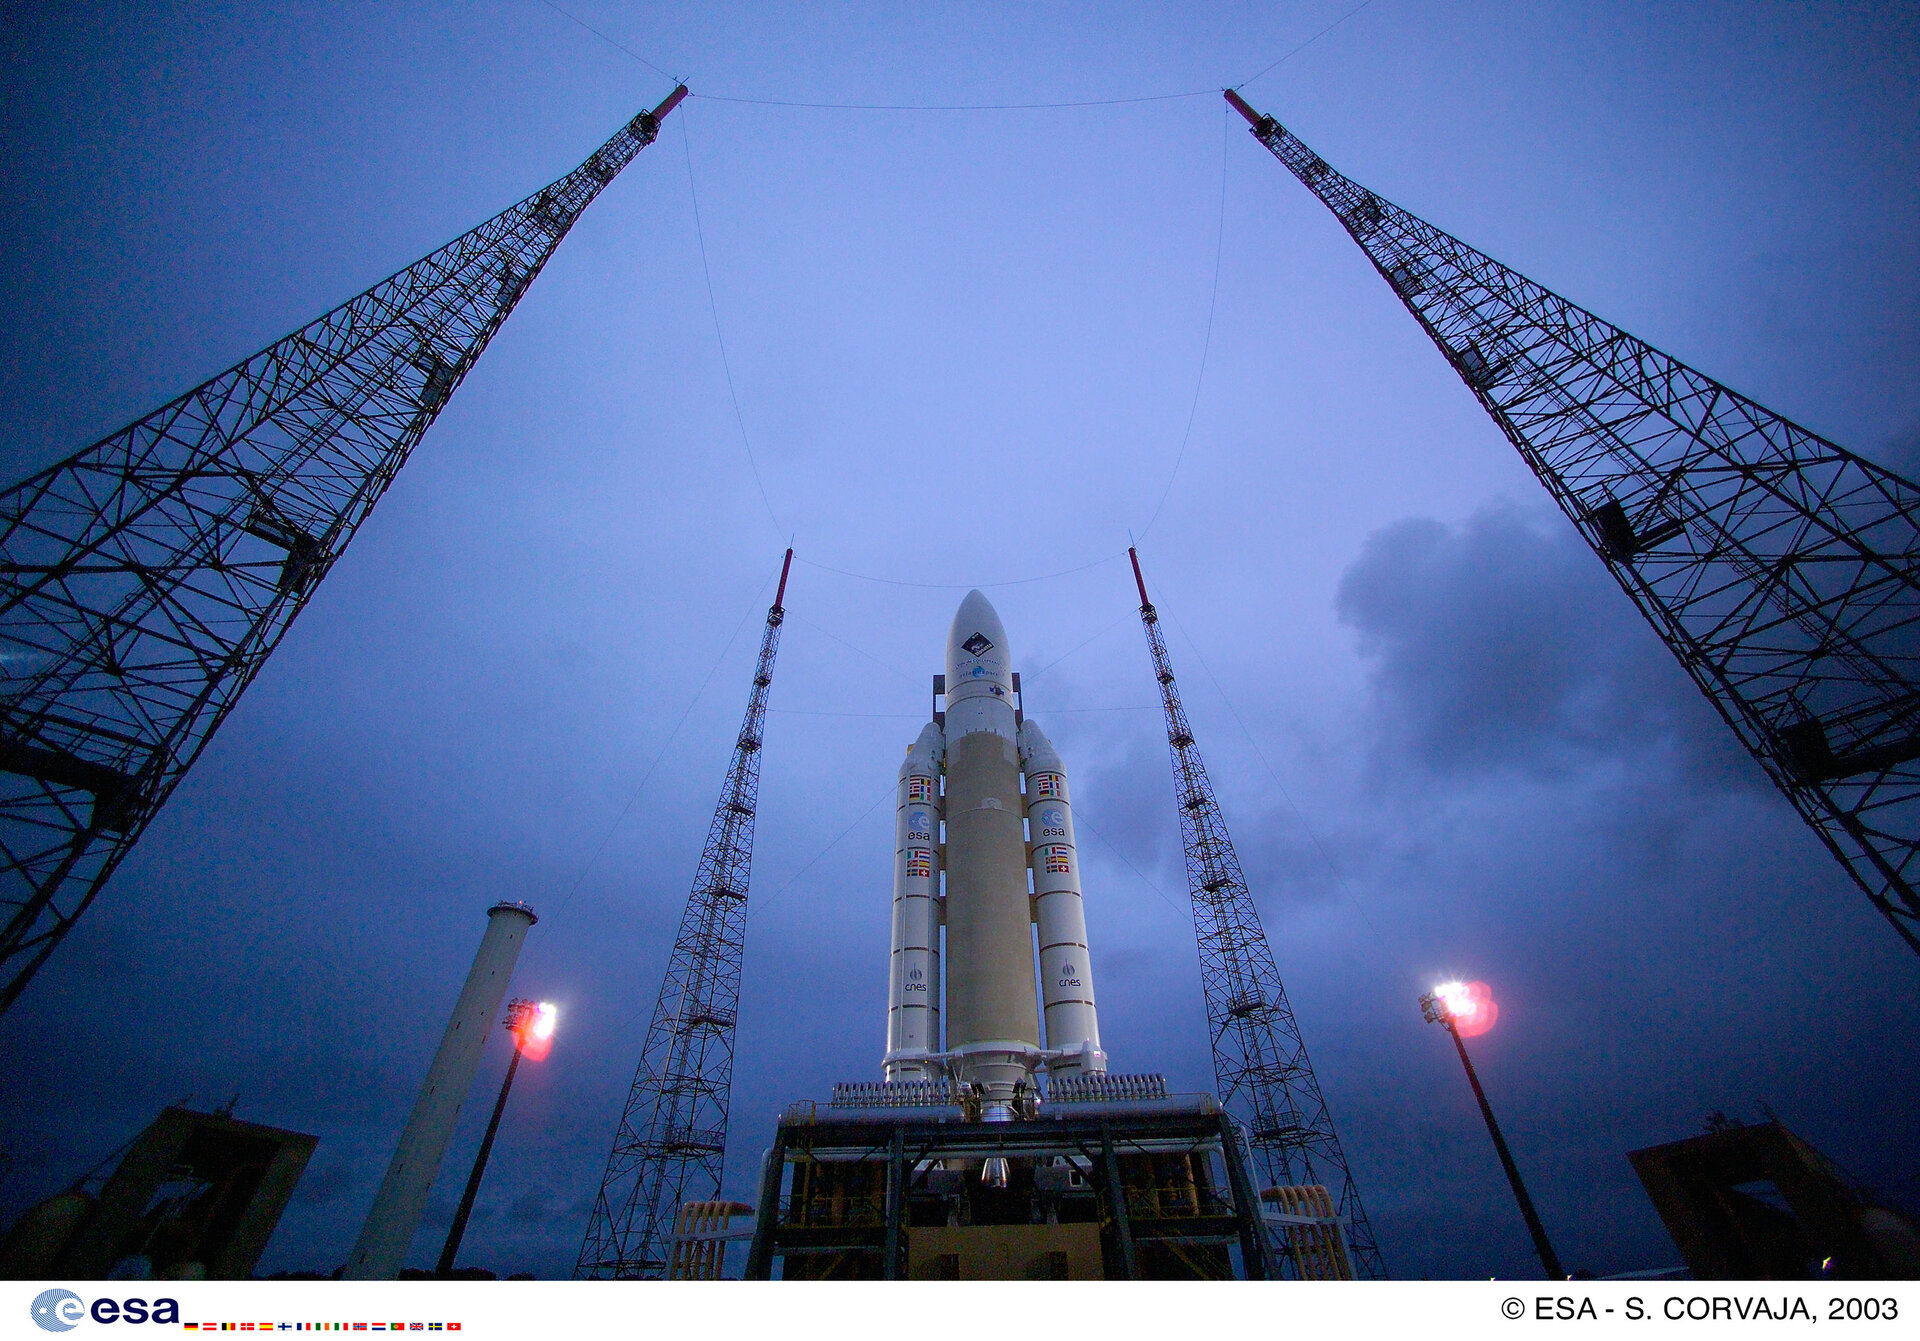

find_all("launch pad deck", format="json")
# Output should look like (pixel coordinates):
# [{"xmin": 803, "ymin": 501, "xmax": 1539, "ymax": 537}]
[{"xmin": 742, "ymin": 1098, "xmax": 1280, "ymax": 1280}]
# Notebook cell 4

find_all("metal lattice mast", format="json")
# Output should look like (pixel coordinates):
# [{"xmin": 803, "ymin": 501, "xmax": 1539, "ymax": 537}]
[
  {"xmin": 0, "ymin": 86, "xmax": 688, "ymax": 1015},
  {"xmin": 1128, "ymin": 548, "xmax": 1386, "ymax": 1279},
  {"xmin": 1227, "ymin": 89, "xmax": 1920, "ymax": 956},
  {"xmin": 576, "ymin": 550, "xmax": 791, "ymax": 1280}
]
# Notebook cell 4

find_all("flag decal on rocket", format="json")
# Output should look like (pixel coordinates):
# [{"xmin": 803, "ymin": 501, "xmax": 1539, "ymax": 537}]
[{"xmin": 961, "ymin": 632, "xmax": 994, "ymax": 656}]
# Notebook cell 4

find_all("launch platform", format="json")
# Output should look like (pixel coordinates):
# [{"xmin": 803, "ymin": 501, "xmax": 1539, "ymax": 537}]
[{"xmin": 741, "ymin": 1078, "xmax": 1340, "ymax": 1280}]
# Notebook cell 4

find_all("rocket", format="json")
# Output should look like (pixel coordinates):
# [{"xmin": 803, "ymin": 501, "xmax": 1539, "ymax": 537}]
[{"xmin": 885, "ymin": 590, "xmax": 1106, "ymax": 1116}]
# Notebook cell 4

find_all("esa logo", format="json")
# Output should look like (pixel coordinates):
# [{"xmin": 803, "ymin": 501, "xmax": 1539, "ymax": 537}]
[{"xmin": 31, "ymin": 1289, "xmax": 181, "ymax": 1331}]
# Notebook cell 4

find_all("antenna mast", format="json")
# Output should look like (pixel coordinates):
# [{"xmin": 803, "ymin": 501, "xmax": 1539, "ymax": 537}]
[
  {"xmin": 577, "ymin": 549, "xmax": 792, "ymax": 1279},
  {"xmin": 1129, "ymin": 548, "xmax": 1386, "ymax": 1278}
]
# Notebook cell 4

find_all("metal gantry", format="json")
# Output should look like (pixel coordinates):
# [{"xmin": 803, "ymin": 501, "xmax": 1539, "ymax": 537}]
[
  {"xmin": 0, "ymin": 86, "xmax": 688, "ymax": 1015},
  {"xmin": 1228, "ymin": 89, "xmax": 1920, "ymax": 956},
  {"xmin": 576, "ymin": 550, "xmax": 791, "ymax": 1280},
  {"xmin": 1128, "ymin": 548, "xmax": 1386, "ymax": 1279}
]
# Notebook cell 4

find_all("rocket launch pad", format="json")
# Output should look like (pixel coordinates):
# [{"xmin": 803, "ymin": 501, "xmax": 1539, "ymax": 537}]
[{"xmin": 740, "ymin": 591, "xmax": 1353, "ymax": 1280}]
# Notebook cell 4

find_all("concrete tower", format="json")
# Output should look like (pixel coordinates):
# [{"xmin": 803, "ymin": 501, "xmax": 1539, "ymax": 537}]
[{"xmin": 346, "ymin": 900, "xmax": 536, "ymax": 1279}]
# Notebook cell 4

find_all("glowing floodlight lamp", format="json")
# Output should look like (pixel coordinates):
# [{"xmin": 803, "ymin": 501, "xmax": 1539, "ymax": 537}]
[
  {"xmin": 439, "ymin": 996, "xmax": 555, "ymax": 1275},
  {"xmin": 1423, "ymin": 980, "xmax": 1498, "ymax": 1038},
  {"xmin": 1418, "ymin": 978, "xmax": 1560, "ymax": 1278},
  {"xmin": 528, "ymin": 1000, "xmax": 558, "ymax": 1048},
  {"xmin": 512, "ymin": 999, "xmax": 558, "ymax": 1062}
]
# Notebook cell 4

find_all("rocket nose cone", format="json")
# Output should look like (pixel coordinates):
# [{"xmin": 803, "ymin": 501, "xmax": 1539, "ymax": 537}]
[
  {"xmin": 946, "ymin": 589, "xmax": 1013, "ymax": 699},
  {"xmin": 949, "ymin": 590, "xmax": 1005, "ymax": 648},
  {"xmin": 1018, "ymin": 717, "xmax": 1062, "ymax": 770}
]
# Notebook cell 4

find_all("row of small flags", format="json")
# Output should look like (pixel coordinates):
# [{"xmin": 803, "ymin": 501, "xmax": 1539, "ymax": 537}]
[{"xmin": 182, "ymin": 1325, "xmax": 460, "ymax": 1332}]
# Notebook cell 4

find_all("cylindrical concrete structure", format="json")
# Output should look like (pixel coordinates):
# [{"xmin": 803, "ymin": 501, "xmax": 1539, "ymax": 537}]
[
  {"xmin": 345, "ymin": 900, "xmax": 535, "ymax": 1279},
  {"xmin": 885, "ymin": 721, "xmax": 944, "ymax": 1080},
  {"xmin": 941, "ymin": 591, "xmax": 1041, "ymax": 1114},
  {"xmin": 1020, "ymin": 719, "xmax": 1106, "ymax": 1076}
]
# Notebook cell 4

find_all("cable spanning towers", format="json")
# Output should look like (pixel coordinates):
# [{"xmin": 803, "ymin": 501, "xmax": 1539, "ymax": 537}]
[
  {"xmin": 0, "ymin": 85, "xmax": 688, "ymax": 1015},
  {"xmin": 576, "ymin": 550, "xmax": 791, "ymax": 1280},
  {"xmin": 1129, "ymin": 548, "xmax": 1385, "ymax": 1279},
  {"xmin": 1227, "ymin": 90, "xmax": 1920, "ymax": 957}
]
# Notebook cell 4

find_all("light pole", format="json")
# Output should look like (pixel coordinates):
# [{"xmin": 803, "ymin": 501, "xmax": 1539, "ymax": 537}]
[
  {"xmin": 436, "ymin": 999, "xmax": 557, "ymax": 1277},
  {"xmin": 1420, "ymin": 982, "xmax": 1564, "ymax": 1280}
]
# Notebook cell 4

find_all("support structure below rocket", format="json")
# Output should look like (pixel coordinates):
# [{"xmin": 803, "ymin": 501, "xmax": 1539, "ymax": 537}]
[{"xmin": 884, "ymin": 591, "xmax": 1107, "ymax": 1114}]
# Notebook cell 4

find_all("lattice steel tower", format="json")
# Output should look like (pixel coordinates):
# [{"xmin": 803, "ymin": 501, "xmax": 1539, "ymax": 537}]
[
  {"xmin": 576, "ymin": 550, "xmax": 791, "ymax": 1280},
  {"xmin": 1227, "ymin": 89, "xmax": 1920, "ymax": 957},
  {"xmin": 1129, "ymin": 548, "xmax": 1385, "ymax": 1279},
  {"xmin": 0, "ymin": 86, "xmax": 688, "ymax": 1015}
]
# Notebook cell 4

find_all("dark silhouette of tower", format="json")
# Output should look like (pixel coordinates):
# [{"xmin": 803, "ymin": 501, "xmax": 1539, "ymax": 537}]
[
  {"xmin": 1129, "ymin": 548, "xmax": 1386, "ymax": 1279},
  {"xmin": 1228, "ymin": 89, "xmax": 1920, "ymax": 957},
  {"xmin": 576, "ymin": 550, "xmax": 791, "ymax": 1279},
  {"xmin": 0, "ymin": 86, "xmax": 688, "ymax": 1014}
]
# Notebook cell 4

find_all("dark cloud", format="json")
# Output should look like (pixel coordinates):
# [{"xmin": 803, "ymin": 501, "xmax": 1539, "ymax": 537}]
[
  {"xmin": 1335, "ymin": 501, "xmax": 1754, "ymax": 793},
  {"xmin": 506, "ymin": 1188, "xmax": 558, "ymax": 1226},
  {"xmin": 1319, "ymin": 502, "xmax": 1920, "ymax": 1278},
  {"xmin": 1077, "ymin": 733, "xmax": 1184, "ymax": 879}
]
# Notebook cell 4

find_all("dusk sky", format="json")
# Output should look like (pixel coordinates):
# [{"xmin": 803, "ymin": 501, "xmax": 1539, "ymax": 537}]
[{"xmin": 2, "ymin": 1, "xmax": 1917, "ymax": 1281}]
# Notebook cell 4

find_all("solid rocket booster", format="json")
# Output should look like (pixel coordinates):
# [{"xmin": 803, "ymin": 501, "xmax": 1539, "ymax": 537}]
[
  {"xmin": 885, "ymin": 723, "xmax": 943, "ymax": 1080},
  {"xmin": 942, "ymin": 591, "xmax": 1042, "ymax": 1111},
  {"xmin": 882, "ymin": 590, "xmax": 1106, "ymax": 1111},
  {"xmin": 1020, "ymin": 719, "xmax": 1105, "ymax": 1076}
]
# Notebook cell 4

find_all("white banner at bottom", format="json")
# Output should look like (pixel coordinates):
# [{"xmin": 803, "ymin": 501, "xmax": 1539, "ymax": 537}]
[{"xmin": 14, "ymin": 1279, "xmax": 1916, "ymax": 1339}]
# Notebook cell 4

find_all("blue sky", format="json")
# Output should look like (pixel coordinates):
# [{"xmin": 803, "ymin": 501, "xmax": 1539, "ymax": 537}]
[{"xmin": 2, "ymin": 0, "xmax": 1917, "ymax": 1280}]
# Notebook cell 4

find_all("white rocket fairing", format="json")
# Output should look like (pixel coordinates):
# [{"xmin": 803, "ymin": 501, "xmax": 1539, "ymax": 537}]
[{"xmin": 882, "ymin": 591, "xmax": 1106, "ymax": 1112}]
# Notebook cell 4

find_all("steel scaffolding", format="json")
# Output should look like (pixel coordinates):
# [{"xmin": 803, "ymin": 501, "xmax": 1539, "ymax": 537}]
[
  {"xmin": 1228, "ymin": 88, "xmax": 1920, "ymax": 956},
  {"xmin": 1129, "ymin": 548, "xmax": 1386, "ymax": 1278},
  {"xmin": 0, "ymin": 87, "xmax": 687, "ymax": 1014},
  {"xmin": 576, "ymin": 550, "xmax": 791, "ymax": 1279}
]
